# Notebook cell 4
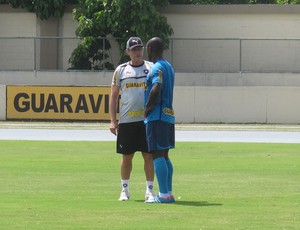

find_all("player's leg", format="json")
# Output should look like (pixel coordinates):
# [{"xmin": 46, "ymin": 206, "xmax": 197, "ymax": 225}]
[
  {"xmin": 164, "ymin": 150, "xmax": 174, "ymax": 201},
  {"xmin": 119, "ymin": 153, "xmax": 134, "ymax": 200},
  {"xmin": 161, "ymin": 121, "xmax": 175, "ymax": 201},
  {"xmin": 145, "ymin": 120, "xmax": 175, "ymax": 203},
  {"xmin": 147, "ymin": 149, "xmax": 174, "ymax": 203},
  {"xmin": 120, "ymin": 153, "xmax": 134, "ymax": 181},
  {"xmin": 117, "ymin": 123, "xmax": 136, "ymax": 201},
  {"xmin": 139, "ymin": 122, "xmax": 155, "ymax": 200},
  {"xmin": 142, "ymin": 151, "xmax": 155, "ymax": 200},
  {"xmin": 153, "ymin": 149, "xmax": 169, "ymax": 198},
  {"xmin": 142, "ymin": 152, "xmax": 154, "ymax": 182}
]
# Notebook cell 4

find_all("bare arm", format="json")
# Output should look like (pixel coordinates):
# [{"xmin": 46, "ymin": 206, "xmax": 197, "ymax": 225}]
[
  {"xmin": 109, "ymin": 85, "xmax": 119, "ymax": 135},
  {"xmin": 144, "ymin": 83, "xmax": 161, "ymax": 117}
]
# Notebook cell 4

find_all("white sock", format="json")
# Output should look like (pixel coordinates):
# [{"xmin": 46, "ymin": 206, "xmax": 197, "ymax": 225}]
[
  {"xmin": 146, "ymin": 181, "xmax": 154, "ymax": 192},
  {"xmin": 121, "ymin": 179, "xmax": 129, "ymax": 192},
  {"xmin": 159, "ymin": 192, "xmax": 169, "ymax": 198}
]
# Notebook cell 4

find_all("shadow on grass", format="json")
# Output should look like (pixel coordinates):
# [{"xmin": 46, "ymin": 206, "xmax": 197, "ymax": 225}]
[
  {"xmin": 173, "ymin": 200, "xmax": 222, "ymax": 207},
  {"xmin": 135, "ymin": 200, "xmax": 222, "ymax": 207}
]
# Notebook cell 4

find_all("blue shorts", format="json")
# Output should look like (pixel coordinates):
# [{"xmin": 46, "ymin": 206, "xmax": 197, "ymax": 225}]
[{"xmin": 145, "ymin": 120, "xmax": 175, "ymax": 152}]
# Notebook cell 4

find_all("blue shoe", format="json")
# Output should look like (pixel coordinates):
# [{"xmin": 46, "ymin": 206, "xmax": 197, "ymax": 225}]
[
  {"xmin": 169, "ymin": 195, "xmax": 175, "ymax": 203},
  {"xmin": 145, "ymin": 195, "xmax": 174, "ymax": 204}
]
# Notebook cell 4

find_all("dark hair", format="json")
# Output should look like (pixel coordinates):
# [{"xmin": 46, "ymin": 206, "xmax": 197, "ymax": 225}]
[{"xmin": 147, "ymin": 37, "xmax": 163, "ymax": 54}]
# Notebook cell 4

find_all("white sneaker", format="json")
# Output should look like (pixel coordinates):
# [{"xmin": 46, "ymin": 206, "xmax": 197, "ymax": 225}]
[
  {"xmin": 145, "ymin": 191, "xmax": 156, "ymax": 202},
  {"xmin": 119, "ymin": 190, "xmax": 130, "ymax": 201}
]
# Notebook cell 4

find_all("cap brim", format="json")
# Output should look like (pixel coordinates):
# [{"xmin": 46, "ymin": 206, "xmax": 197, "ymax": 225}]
[{"xmin": 128, "ymin": 44, "xmax": 144, "ymax": 50}]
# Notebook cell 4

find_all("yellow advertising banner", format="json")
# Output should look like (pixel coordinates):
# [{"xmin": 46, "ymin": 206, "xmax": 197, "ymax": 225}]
[{"xmin": 7, "ymin": 86, "xmax": 115, "ymax": 120}]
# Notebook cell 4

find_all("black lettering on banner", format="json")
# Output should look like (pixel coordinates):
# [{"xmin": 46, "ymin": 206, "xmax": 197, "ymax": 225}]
[
  {"xmin": 32, "ymin": 93, "xmax": 44, "ymax": 112},
  {"xmin": 45, "ymin": 94, "xmax": 59, "ymax": 113},
  {"xmin": 89, "ymin": 94, "xmax": 102, "ymax": 113},
  {"xmin": 11, "ymin": 89, "xmax": 112, "ymax": 118},
  {"xmin": 75, "ymin": 94, "xmax": 89, "ymax": 113},
  {"xmin": 60, "ymin": 94, "xmax": 73, "ymax": 113},
  {"xmin": 105, "ymin": 94, "xmax": 109, "ymax": 113},
  {"xmin": 14, "ymin": 93, "xmax": 29, "ymax": 112}
]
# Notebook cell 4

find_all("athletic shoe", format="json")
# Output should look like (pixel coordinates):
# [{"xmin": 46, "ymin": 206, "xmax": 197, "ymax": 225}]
[
  {"xmin": 145, "ymin": 195, "xmax": 174, "ymax": 204},
  {"xmin": 118, "ymin": 190, "xmax": 130, "ymax": 201},
  {"xmin": 145, "ymin": 191, "xmax": 156, "ymax": 202},
  {"xmin": 169, "ymin": 195, "xmax": 175, "ymax": 203}
]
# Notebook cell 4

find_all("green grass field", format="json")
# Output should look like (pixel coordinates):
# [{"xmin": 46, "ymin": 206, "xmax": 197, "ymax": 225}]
[{"xmin": 1, "ymin": 140, "xmax": 300, "ymax": 229}]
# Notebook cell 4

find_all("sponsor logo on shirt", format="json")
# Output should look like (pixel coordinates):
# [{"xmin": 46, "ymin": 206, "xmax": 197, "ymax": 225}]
[
  {"xmin": 163, "ymin": 108, "xmax": 174, "ymax": 116},
  {"xmin": 125, "ymin": 82, "xmax": 146, "ymax": 88},
  {"xmin": 128, "ymin": 109, "xmax": 144, "ymax": 117}
]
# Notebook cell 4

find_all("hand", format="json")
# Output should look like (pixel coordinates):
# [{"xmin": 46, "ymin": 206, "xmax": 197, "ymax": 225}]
[{"xmin": 109, "ymin": 121, "xmax": 118, "ymax": 135}]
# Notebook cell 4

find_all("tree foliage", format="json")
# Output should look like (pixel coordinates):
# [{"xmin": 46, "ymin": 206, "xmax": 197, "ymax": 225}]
[
  {"xmin": 0, "ymin": 0, "xmax": 77, "ymax": 20},
  {"xmin": 69, "ymin": 0, "xmax": 173, "ymax": 70},
  {"xmin": 68, "ymin": 0, "xmax": 113, "ymax": 70}
]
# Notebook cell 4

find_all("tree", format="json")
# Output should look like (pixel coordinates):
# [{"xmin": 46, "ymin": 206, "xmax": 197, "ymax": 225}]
[
  {"xmin": 68, "ymin": 0, "xmax": 113, "ymax": 70},
  {"xmin": 0, "ymin": 0, "xmax": 78, "ymax": 20},
  {"xmin": 69, "ymin": 0, "xmax": 173, "ymax": 70}
]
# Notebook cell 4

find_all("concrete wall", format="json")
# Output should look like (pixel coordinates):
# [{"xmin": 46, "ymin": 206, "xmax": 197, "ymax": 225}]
[
  {"xmin": 3, "ymin": 71, "xmax": 300, "ymax": 87},
  {"xmin": 0, "ymin": 7, "xmax": 37, "ymax": 70},
  {"xmin": 0, "ymin": 85, "xmax": 6, "ymax": 120},
  {"xmin": 160, "ymin": 5, "xmax": 300, "ymax": 72},
  {"xmin": 161, "ymin": 5, "xmax": 300, "ymax": 39},
  {"xmin": 2, "ymin": 5, "xmax": 300, "ymax": 71},
  {"xmin": 0, "ymin": 71, "xmax": 112, "ymax": 86},
  {"xmin": 2, "ymin": 5, "xmax": 300, "ymax": 123},
  {"xmin": 174, "ymin": 86, "xmax": 300, "ymax": 123},
  {"xmin": 2, "ymin": 82, "xmax": 300, "ymax": 123},
  {"xmin": 58, "ymin": 14, "xmax": 80, "ymax": 70},
  {"xmin": 2, "ymin": 71, "xmax": 300, "ymax": 123}
]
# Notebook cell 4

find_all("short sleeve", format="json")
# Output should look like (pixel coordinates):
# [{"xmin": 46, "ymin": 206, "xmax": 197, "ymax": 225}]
[
  {"xmin": 112, "ymin": 67, "xmax": 120, "ymax": 87},
  {"xmin": 151, "ymin": 65, "xmax": 163, "ymax": 85}
]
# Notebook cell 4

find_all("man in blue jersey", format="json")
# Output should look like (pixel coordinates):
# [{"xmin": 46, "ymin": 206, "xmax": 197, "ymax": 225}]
[
  {"xmin": 109, "ymin": 37, "xmax": 155, "ymax": 202},
  {"xmin": 144, "ymin": 37, "xmax": 175, "ymax": 203}
]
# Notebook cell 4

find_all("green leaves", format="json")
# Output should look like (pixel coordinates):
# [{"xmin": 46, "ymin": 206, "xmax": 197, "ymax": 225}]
[
  {"xmin": 69, "ymin": 0, "xmax": 173, "ymax": 70},
  {"xmin": 1, "ymin": 0, "xmax": 68, "ymax": 20},
  {"xmin": 34, "ymin": 0, "xmax": 65, "ymax": 20},
  {"xmin": 68, "ymin": 36, "xmax": 113, "ymax": 70},
  {"xmin": 108, "ymin": 0, "xmax": 173, "ymax": 56}
]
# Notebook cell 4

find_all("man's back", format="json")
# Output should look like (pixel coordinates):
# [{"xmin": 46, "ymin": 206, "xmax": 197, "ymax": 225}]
[{"xmin": 145, "ymin": 59, "xmax": 175, "ymax": 124}]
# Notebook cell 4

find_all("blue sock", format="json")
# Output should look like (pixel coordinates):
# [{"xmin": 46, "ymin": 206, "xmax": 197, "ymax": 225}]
[
  {"xmin": 166, "ymin": 160, "xmax": 173, "ymax": 192},
  {"xmin": 166, "ymin": 159, "xmax": 173, "ymax": 194},
  {"xmin": 154, "ymin": 157, "xmax": 169, "ymax": 194}
]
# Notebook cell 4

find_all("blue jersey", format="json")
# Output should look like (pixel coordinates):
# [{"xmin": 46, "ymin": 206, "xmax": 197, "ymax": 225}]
[{"xmin": 145, "ymin": 59, "xmax": 175, "ymax": 124}]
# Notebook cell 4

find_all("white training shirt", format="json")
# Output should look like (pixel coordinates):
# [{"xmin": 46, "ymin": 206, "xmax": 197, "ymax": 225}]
[{"xmin": 112, "ymin": 61, "xmax": 152, "ymax": 124}]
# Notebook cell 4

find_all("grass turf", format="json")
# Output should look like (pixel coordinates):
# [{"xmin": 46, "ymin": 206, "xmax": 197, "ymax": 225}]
[{"xmin": 0, "ymin": 140, "xmax": 300, "ymax": 229}]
